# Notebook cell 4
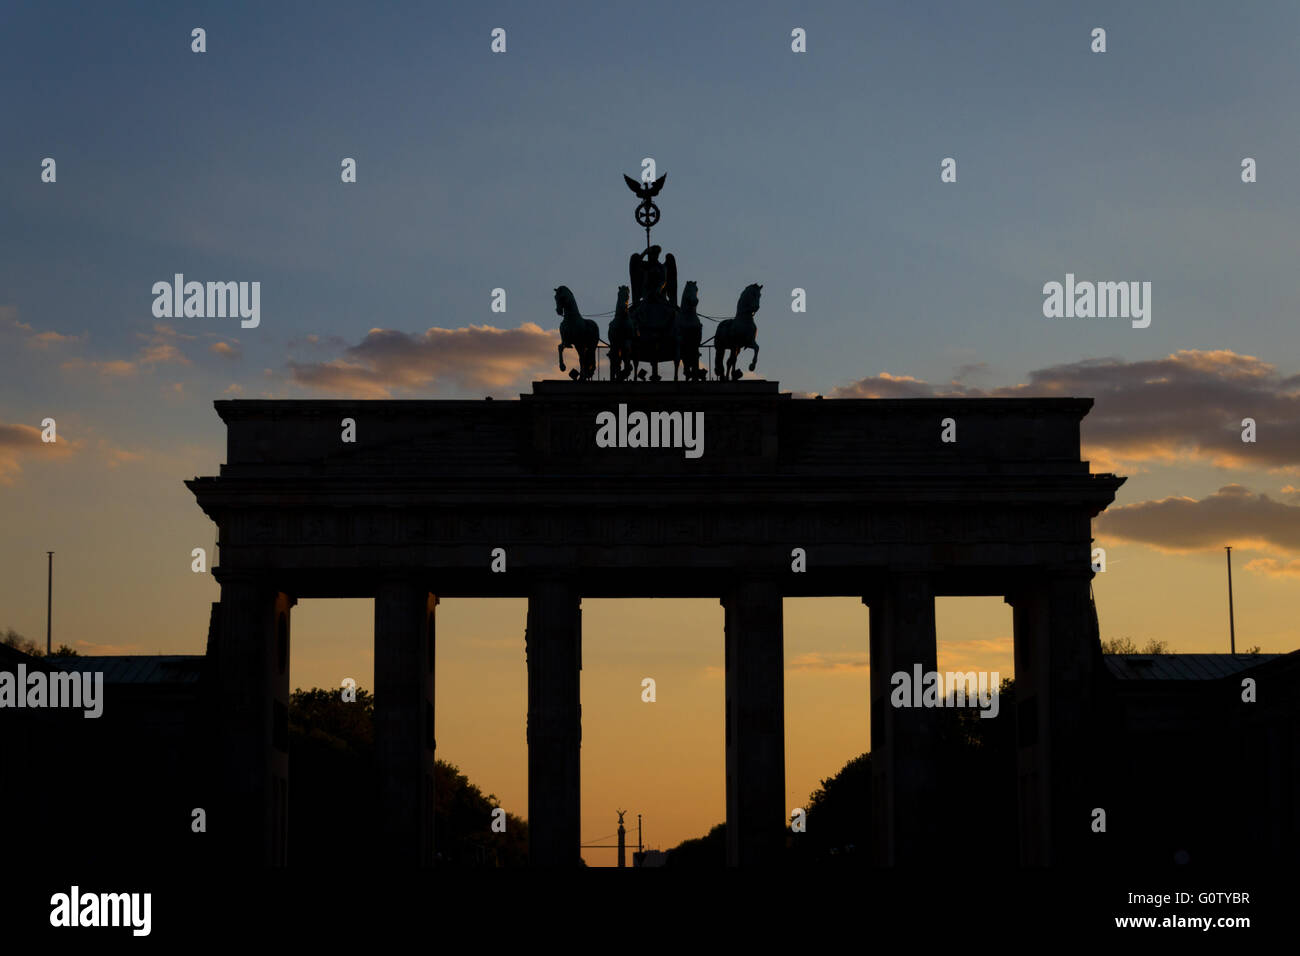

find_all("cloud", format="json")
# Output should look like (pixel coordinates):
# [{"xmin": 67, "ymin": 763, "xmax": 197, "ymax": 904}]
[
  {"xmin": 60, "ymin": 357, "xmax": 138, "ymax": 378},
  {"xmin": 1243, "ymin": 557, "xmax": 1300, "ymax": 579},
  {"xmin": 101, "ymin": 441, "xmax": 145, "ymax": 467},
  {"xmin": 787, "ymin": 651, "xmax": 869, "ymax": 673},
  {"xmin": 138, "ymin": 343, "xmax": 190, "ymax": 365},
  {"xmin": 210, "ymin": 341, "xmax": 241, "ymax": 359},
  {"xmin": 833, "ymin": 350, "xmax": 1300, "ymax": 472},
  {"xmin": 54, "ymin": 323, "xmax": 197, "ymax": 379},
  {"xmin": 1096, "ymin": 484, "xmax": 1300, "ymax": 554},
  {"xmin": 2, "ymin": 309, "xmax": 81, "ymax": 348},
  {"xmin": 288, "ymin": 323, "xmax": 561, "ymax": 396},
  {"xmin": 707, "ymin": 640, "xmax": 1012, "ymax": 679},
  {"xmin": 136, "ymin": 324, "xmax": 192, "ymax": 366},
  {"xmin": 936, "ymin": 636, "xmax": 1015, "ymax": 675},
  {"xmin": 834, "ymin": 371, "xmax": 946, "ymax": 399},
  {"xmin": 0, "ymin": 423, "xmax": 145, "ymax": 483},
  {"xmin": 0, "ymin": 422, "xmax": 76, "ymax": 484},
  {"xmin": 953, "ymin": 361, "xmax": 990, "ymax": 381},
  {"xmin": 28, "ymin": 330, "xmax": 82, "ymax": 348},
  {"xmin": 288, "ymin": 332, "xmax": 348, "ymax": 349}
]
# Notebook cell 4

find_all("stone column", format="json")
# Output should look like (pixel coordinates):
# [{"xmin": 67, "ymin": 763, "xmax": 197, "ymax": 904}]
[
  {"xmin": 865, "ymin": 571, "xmax": 940, "ymax": 865},
  {"xmin": 1007, "ymin": 570, "xmax": 1100, "ymax": 865},
  {"xmin": 209, "ymin": 576, "xmax": 293, "ymax": 865},
  {"xmin": 374, "ymin": 582, "xmax": 437, "ymax": 866},
  {"xmin": 526, "ymin": 579, "xmax": 582, "ymax": 866},
  {"xmin": 723, "ymin": 578, "xmax": 785, "ymax": 865}
]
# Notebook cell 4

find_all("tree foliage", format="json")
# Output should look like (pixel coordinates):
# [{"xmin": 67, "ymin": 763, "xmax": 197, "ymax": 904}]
[
  {"xmin": 1100, "ymin": 637, "xmax": 1169, "ymax": 654},
  {"xmin": 665, "ymin": 822, "xmax": 726, "ymax": 866},
  {"xmin": 287, "ymin": 685, "xmax": 527, "ymax": 866},
  {"xmin": 1, "ymin": 628, "xmax": 78, "ymax": 657},
  {"xmin": 666, "ymin": 677, "xmax": 1021, "ymax": 866}
]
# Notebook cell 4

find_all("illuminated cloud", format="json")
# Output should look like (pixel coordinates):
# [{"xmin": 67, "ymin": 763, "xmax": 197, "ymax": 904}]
[
  {"xmin": 935, "ymin": 636, "xmax": 1015, "ymax": 676},
  {"xmin": 0, "ymin": 422, "xmax": 76, "ymax": 484},
  {"xmin": 3, "ymin": 309, "xmax": 82, "ymax": 349},
  {"xmin": 28, "ymin": 330, "xmax": 82, "ymax": 348},
  {"xmin": 0, "ymin": 424, "xmax": 143, "ymax": 484},
  {"xmin": 60, "ymin": 357, "xmax": 138, "ymax": 378},
  {"xmin": 1096, "ymin": 484, "xmax": 1300, "ymax": 554},
  {"xmin": 138, "ymin": 343, "xmax": 190, "ymax": 366},
  {"xmin": 787, "ymin": 651, "xmax": 869, "ymax": 673},
  {"xmin": 54, "ymin": 323, "xmax": 196, "ymax": 378},
  {"xmin": 834, "ymin": 350, "xmax": 1300, "ymax": 472},
  {"xmin": 288, "ymin": 323, "xmax": 562, "ymax": 396},
  {"xmin": 210, "ymin": 341, "xmax": 241, "ymax": 359},
  {"xmin": 1243, "ymin": 557, "xmax": 1300, "ymax": 579}
]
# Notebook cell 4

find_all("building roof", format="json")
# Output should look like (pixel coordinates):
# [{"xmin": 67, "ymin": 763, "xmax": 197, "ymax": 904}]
[
  {"xmin": 1104, "ymin": 653, "xmax": 1282, "ymax": 681},
  {"xmin": 44, "ymin": 655, "xmax": 204, "ymax": 684}
]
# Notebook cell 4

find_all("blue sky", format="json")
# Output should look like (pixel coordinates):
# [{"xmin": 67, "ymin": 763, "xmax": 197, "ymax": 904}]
[{"xmin": 4, "ymin": 1, "xmax": 1299, "ymax": 425}]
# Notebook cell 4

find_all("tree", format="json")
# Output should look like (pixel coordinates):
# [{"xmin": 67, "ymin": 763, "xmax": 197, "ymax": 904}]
[
  {"xmin": 667, "ymin": 677, "xmax": 1023, "ymax": 867},
  {"xmin": 1101, "ymin": 637, "xmax": 1169, "ymax": 654},
  {"xmin": 666, "ymin": 822, "xmax": 726, "ymax": 866},
  {"xmin": 287, "ymin": 685, "xmax": 528, "ymax": 865},
  {"xmin": 2, "ymin": 627, "xmax": 42, "ymax": 657},
  {"xmin": 797, "ymin": 752, "xmax": 872, "ymax": 863}
]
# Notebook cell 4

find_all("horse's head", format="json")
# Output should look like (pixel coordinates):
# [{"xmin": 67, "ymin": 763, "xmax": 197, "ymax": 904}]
[
  {"xmin": 616, "ymin": 285, "xmax": 629, "ymax": 312},
  {"xmin": 554, "ymin": 285, "xmax": 575, "ymax": 317},
  {"xmin": 681, "ymin": 280, "xmax": 699, "ymax": 311},
  {"xmin": 737, "ymin": 283, "xmax": 762, "ymax": 318}
]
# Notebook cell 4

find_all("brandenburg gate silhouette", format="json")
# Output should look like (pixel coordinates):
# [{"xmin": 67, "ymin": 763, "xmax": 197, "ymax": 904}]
[{"xmin": 187, "ymin": 380, "xmax": 1123, "ymax": 866}]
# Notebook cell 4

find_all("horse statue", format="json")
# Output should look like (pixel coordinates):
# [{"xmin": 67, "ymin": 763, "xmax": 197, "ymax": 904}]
[
  {"xmin": 674, "ymin": 280, "xmax": 704, "ymax": 381},
  {"xmin": 554, "ymin": 285, "xmax": 599, "ymax": 381},
  {"xmin": 714, "ymin": 283, "xmax": 761, "ymax": 380},
  {"xmin": 607, "ymin": 285, "xmax": 634, "ymax": 381}
]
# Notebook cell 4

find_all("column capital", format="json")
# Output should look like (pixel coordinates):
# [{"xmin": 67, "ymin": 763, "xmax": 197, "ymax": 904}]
[
  {"xmin": 1004, "ymin": 566, "xmax": 1093, "ymax": 607},
  {"xmin": 719, "ymin": 574, "xmax": 782, "ymax": 608},
  {"xmin": 862, "ymin": 568, "xmax": 934, "ymax": 605}
]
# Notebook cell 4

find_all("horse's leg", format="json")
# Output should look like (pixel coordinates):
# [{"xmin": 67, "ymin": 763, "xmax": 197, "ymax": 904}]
[
  {"xmin": 749, "ymin": 341, "xmax": 759, "ymax": 372},
  {"xmin": 557, "ymin": 341, "xmax": 566, "ymax": 372}
]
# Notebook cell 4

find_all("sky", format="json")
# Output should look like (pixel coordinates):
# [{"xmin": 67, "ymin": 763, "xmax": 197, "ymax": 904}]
[{"xmin": 2, "ymin": 1, "xmax": 1299, "ymax": 864}]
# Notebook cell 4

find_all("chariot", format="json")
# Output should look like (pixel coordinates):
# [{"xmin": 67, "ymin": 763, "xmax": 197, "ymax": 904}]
[{"xmin": 555, "ymin": 172, "xmax": 762, "ymax": 382}]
